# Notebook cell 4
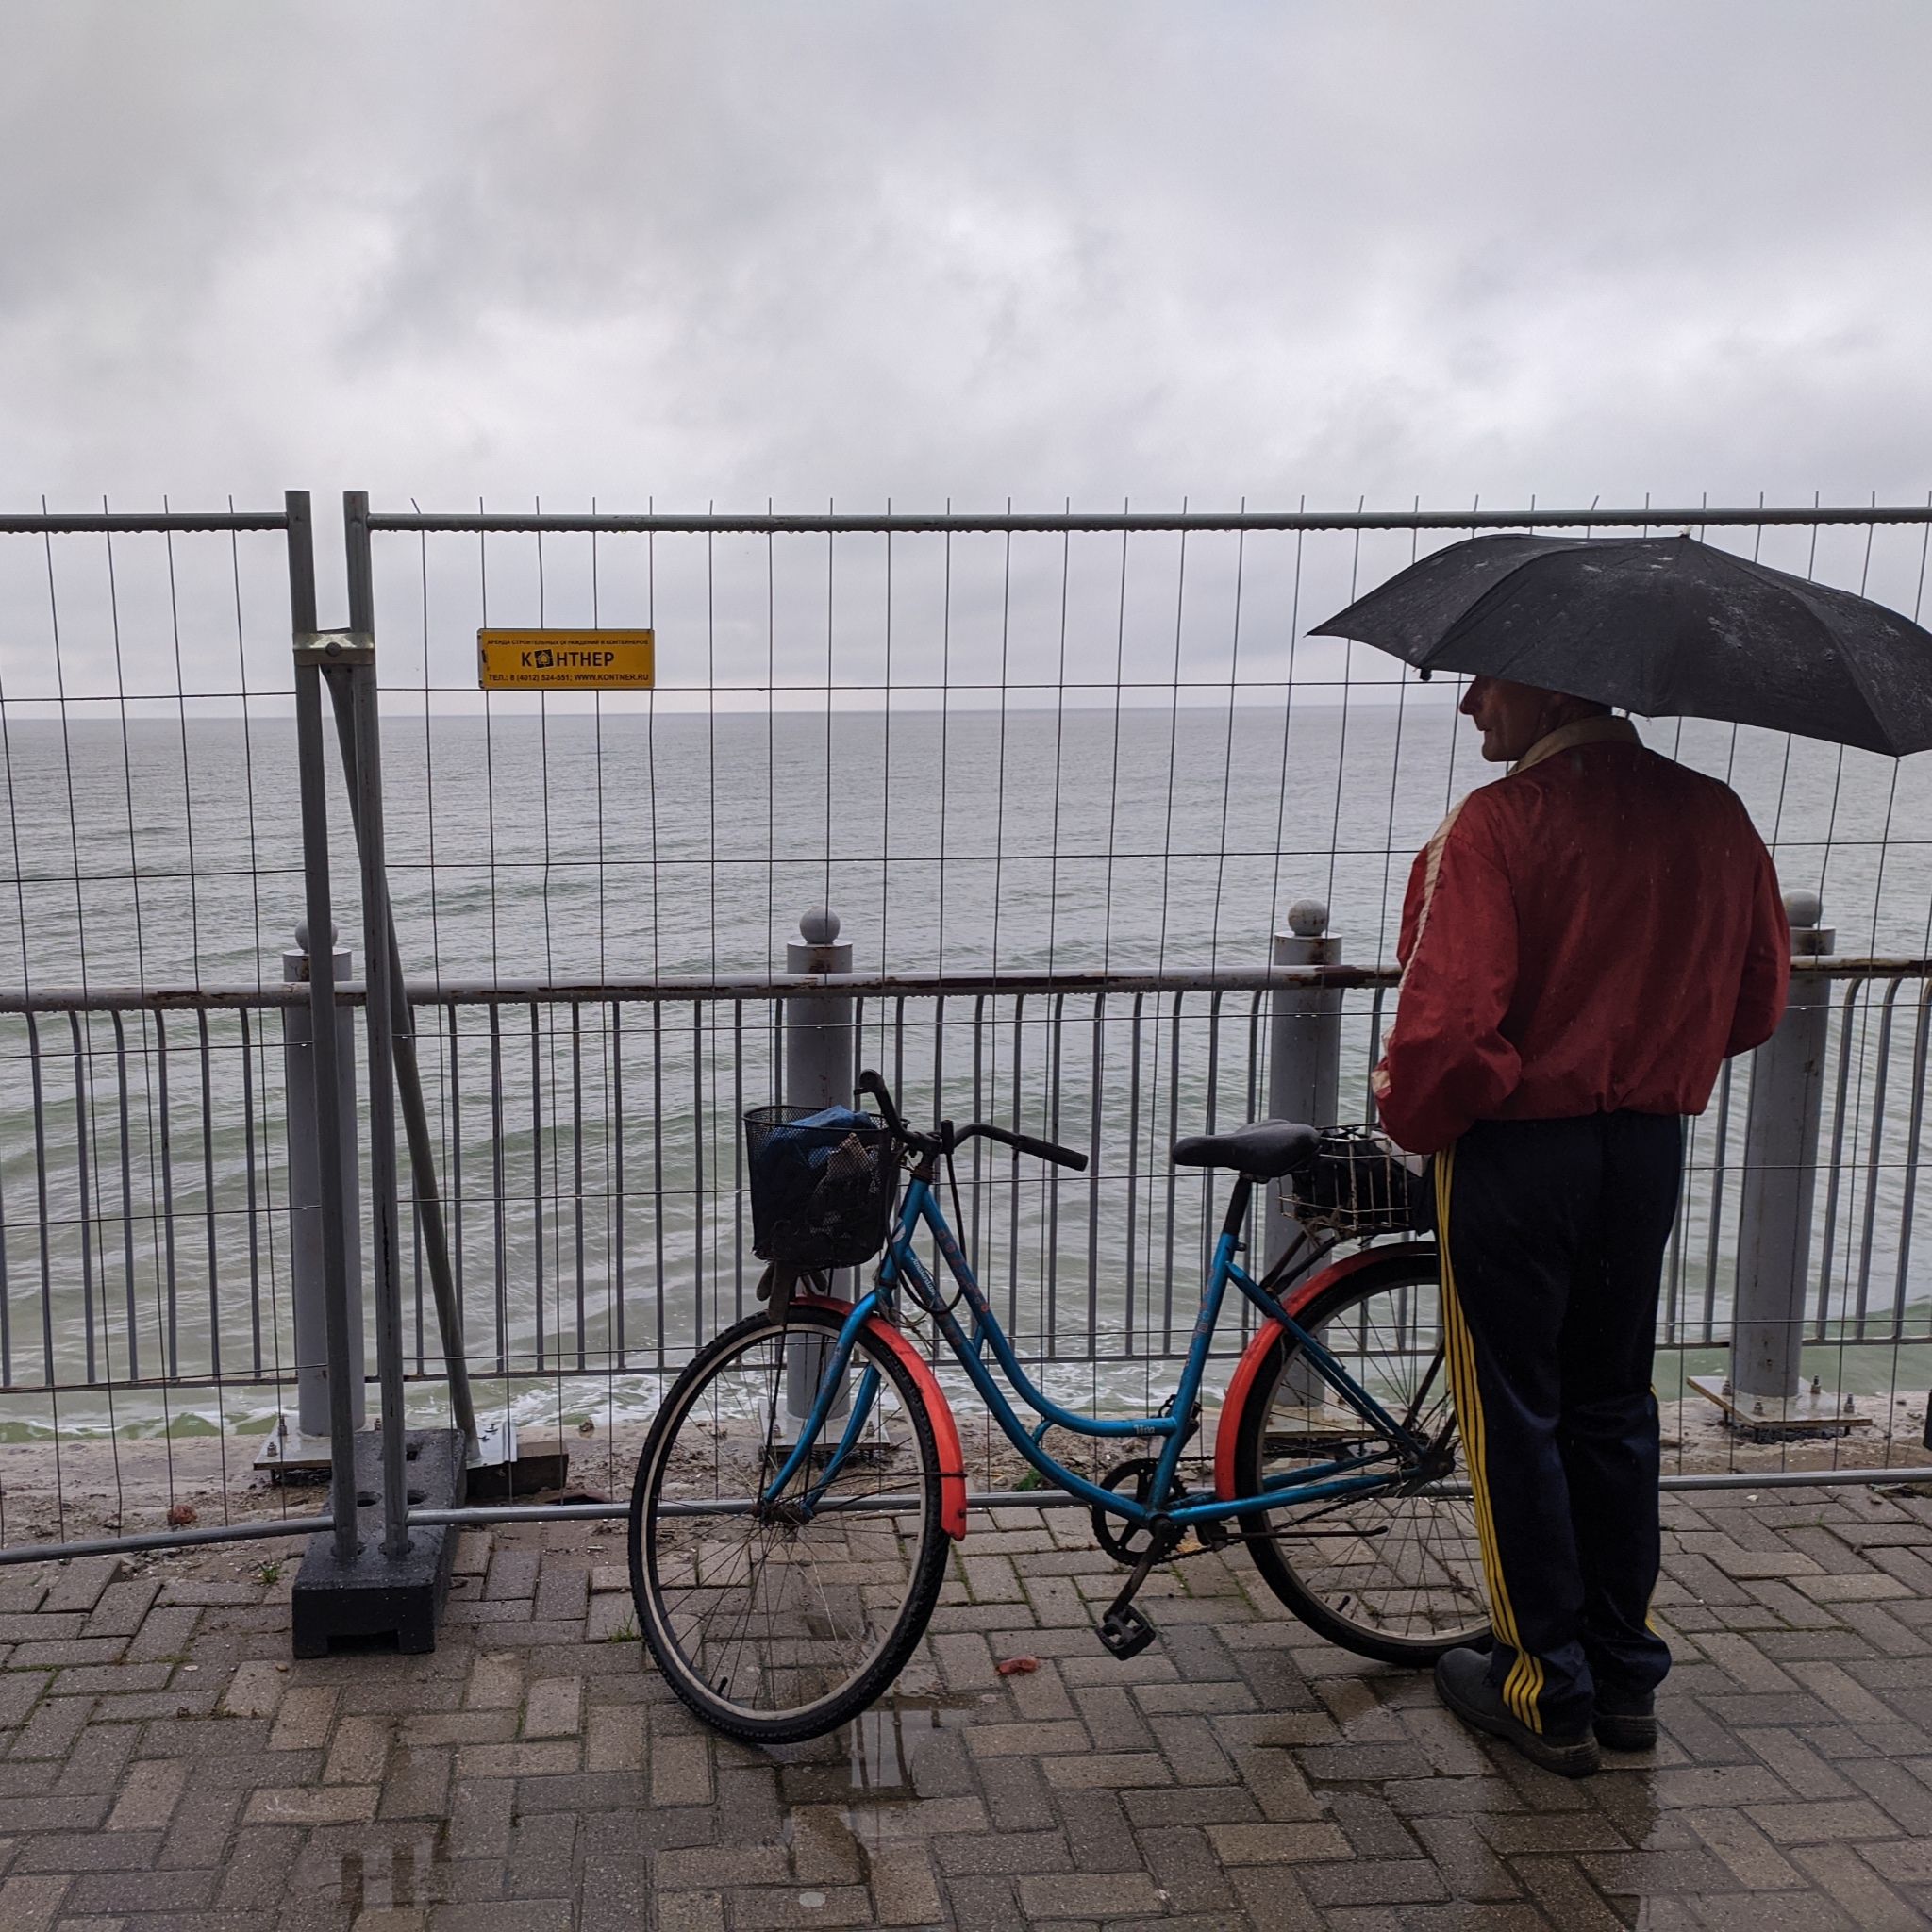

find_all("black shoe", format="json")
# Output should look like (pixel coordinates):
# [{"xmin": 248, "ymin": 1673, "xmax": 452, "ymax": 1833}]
[
  {"xmin": 1434, "ymin": 1646, "xmax": 1601, "ymax": 1779},
  {"xmin": 1593, "ymin": 1688, "xmax": 1657, "ymax": 1752}
]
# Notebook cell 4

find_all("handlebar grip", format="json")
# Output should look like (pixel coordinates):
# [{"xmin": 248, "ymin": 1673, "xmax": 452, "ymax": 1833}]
[
  {"xmin": 856, "ymin": 1069, "xmax": 906, "ymax": 1137},
  {"xmin": 979, "ymin": 1123, "xmax": 1090, "ymax": 1173}
]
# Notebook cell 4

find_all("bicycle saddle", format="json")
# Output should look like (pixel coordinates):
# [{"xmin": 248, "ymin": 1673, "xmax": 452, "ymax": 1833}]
[{"xmin": 1170, "ymin": 1119, "xmax": 1320, "ymax": 1180}]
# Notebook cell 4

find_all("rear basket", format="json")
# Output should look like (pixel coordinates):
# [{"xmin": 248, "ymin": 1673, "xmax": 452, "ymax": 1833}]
[
  {"xmin": 1290, "ymin": 1126, "xmax": 1429, "ymax": 1239},
  {"xmin": 744, "ymin": 1106, "xmax": 897, "ymax": 1272}
]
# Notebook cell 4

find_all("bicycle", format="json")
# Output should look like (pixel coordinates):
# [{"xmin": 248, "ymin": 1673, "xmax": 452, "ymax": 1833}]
[{"xmin": 627, "ymin": 1069, "xmax": 1487, "ymax": 1742}]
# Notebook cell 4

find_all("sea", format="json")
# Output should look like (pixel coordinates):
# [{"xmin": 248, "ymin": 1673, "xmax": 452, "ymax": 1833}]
[{"xmin": 0, "ymin": 701, "xmax": 1925, "ymax": 1439}]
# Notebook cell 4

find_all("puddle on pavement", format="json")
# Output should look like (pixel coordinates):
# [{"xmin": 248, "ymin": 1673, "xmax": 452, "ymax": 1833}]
[
  {"xmin": 773, "ymin": 1692, "xmax": 981, "ymax": 1807},
  {"xmin": 335, "ymin": 1828, "xmax": 448, "ymax": 1912}
]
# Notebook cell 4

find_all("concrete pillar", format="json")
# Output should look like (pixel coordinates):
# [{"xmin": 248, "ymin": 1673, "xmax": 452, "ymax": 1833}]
[
  {"xmin": 283, "ymin": 922, "xmax": 366, "ymax": 1436},
  {"xmin": 1263, "ymin": 899, "xmax": 1342, "ymax": 1279},
  {"xmin": 785, "ymin": 908, "xmax": 855, "ymax": 1109},
  {"xmin": 784, "ymin": 908, "xmax": 855, "ymax": 1425},
  {"xmin": 1733, "ymin": 891, "xmax": 1834, "ymax": 1401}
]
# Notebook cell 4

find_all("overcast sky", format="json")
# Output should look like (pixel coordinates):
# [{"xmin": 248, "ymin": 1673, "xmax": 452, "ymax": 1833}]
[{"xmin": 3, "ymin": 1, "xmax": 1929, "ymax": 525}]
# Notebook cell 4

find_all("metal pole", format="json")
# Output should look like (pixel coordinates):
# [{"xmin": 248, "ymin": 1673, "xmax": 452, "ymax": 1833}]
[
  {"xmin": 1733, "ymin": 891, "xmax": 1835, "ymax": 1404},
  {"xmin": 1263, "ymin": 900, "xmax": 1342, "ymax": 1277},
  {"xmin": 289, "ymin": 491, "xmax": 362, "ymax": 1567},
  {"xmin": 325, "ymin": 496, "xmax": 477, "ymax": 1459},
  {"xmin": 321, "ymin": 497, "xmax": 408, "ymax": 1560},
  {"xmin": 341, "ymin": 651, "xmax": 410, "ymax": 1559},
  {"xmin": 281, "ymin": 922, "xmax": 364, "ymax": 1438},
  {"xmin": 785, "ymin": 908, "xmax": 854, "ymax": 1427}
]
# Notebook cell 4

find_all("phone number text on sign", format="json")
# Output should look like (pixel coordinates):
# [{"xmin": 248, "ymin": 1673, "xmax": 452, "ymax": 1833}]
[{"xmin": 477, "ymin": 630, "xmax": 655, "ymax": 689}]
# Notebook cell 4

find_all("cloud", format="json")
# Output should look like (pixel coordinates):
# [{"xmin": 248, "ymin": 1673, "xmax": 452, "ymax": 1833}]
[{"xmin": 0, "ymin": 0, "xmax": 1927, "ymax": 520}]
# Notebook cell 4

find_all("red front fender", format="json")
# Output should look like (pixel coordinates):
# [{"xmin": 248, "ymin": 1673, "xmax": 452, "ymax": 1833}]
[
  {"xmin": 793, "ymin": 1294, "xmax": 969, "ymax": 1541},
  {"xmin": 1212, "ymin": 1243, "xmax": 1441, "ymax": 1504}
]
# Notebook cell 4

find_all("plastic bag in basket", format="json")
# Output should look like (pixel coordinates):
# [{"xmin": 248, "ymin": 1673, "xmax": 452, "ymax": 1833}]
[{"xmin": 746, "ymin": 1104, "xmax": 895, "ymax": 1270}]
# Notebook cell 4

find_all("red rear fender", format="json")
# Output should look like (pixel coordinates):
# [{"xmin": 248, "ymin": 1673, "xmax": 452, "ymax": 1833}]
[
  {"xmin": 792, "ymin": 1295, "xmax": 969, "ymax": 1541},
  {"xmin": 1212, "ymin": 1244, "xmax": 1440, "ymax": 1504}
]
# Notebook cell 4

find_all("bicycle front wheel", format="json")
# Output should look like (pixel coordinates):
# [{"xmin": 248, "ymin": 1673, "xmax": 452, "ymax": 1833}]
[
  {"xmin": 628, "ymin": 1304, "xmax": 951, "ymax": 1743},
  {"xmin": 1229, "ymin": 1247, "xmax": 1491, "ymax": 1665}
]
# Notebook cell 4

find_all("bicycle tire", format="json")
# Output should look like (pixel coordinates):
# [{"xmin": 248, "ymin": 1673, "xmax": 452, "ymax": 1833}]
[
  {"xmin": 629, "ymin": 1304, "xmax": 951, "ymax": 1743},
  {"xmin": 1230, "ymin": 1248, "xmax": 1491, "ymax": 1665}
]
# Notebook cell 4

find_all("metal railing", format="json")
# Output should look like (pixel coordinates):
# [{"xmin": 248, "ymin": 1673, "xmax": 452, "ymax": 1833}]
[{"xmin": 1, "ymin": 954, "xmax": 1925, "ymax": 1396}]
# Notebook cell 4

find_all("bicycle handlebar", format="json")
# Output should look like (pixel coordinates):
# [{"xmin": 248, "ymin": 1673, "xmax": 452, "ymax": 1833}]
[
  {"xmin": 964, "ymin": 1122, "xmax": 1089, "ymax": 1172},
  {"xmin": 857, "ymin": 1069, "xmax": 1089, "ymax": 1173},
  {"xmin": 856, "ymin": 1068, "xmax": 907, "ymax": 1136}
]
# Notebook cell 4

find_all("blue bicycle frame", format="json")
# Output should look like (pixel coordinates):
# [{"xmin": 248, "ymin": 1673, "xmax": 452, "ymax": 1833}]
[{"xmin": 762, "ymin": 1159, "xmax": 1436, "ymax": 1532}]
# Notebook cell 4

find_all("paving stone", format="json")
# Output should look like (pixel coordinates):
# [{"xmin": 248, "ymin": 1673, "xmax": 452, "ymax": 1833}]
[
  {"xmin": 242, "ymin": 1784, "xmax": 379, "ymax": 1825},
  {"xmin": 0, "ymin": 1874, "xmax": 72, "ymax": 1930},
  {"xmin": 54, "ymin": 1724, "xmax": 135, "ymax": 1796},
  {"xmin": 77, "ymin": 1584, "xmax": 159, "ymax": 1642},
  {"xmin": 521, "ymin": 1676, "xmax": 582, "ymax": 1739},
  {"xmin": 1787, "ymin": 1848, "xmax": 1932, "ymax": 1929},
  {"xmin": 266, "ymin": 1685, "xmax": 336, "ymax": 1753},
  {"xmin": 1509, "ymin": 1853, "xmax": 1627, "ymax": 1930},
  {"xmin": 1685, "ymin": 1805, "xmax": 1810, "ymax": 1891},
  {"xmin": 871, "ymin": 1841, "xmax": 943, "ymax": 1925},
  {"xmin": 9, "ymin": 1697, "xmax": 92, "ymax": 1762},
  {"xmin": 482, "ymin": 1548, "xmax": 540, "ymax": 1601},
  {"xmin": 122, "ymin": 1607, "xmax": 198, "ymax": 1666},
  {"xmin": 41, "ymin": 1560, "xmax": 125, "ymax": 1618},
  {"xmin": 649, "ymin": 1730, "xmax": 712, "ymax": 1807},
  {"xmin": 219, "ymin": 1661, "xmax": 285, "ymax": 1721},
  {"xmin": 6, "ymin": 1644, "xmax": 124, "ymax": 1673},
  {"xmin": 1016, "ymin": 1871, "xmax": 1162, "ymax": 1918},
  {"xmin": 158, "ymin": 1785, "xmax": 242, "ymax": 1871},
  {"xmin": 1205, "ymin": 1822, "xmax": 1352, "ymax": 1864},
  {"xmin": 321, "ymin": 1715, "xmax": 390, "ymax": 1785},
  {"xmin": 929, "ymin": 1828, "xmax": 1072, "ymax": 1876},
  {"xmin": 532, "ymin": 1562, "xmax": 589, "ymax": 1624},
  {"xmin": 0, "ymin": 1489, "xmax": 1923, "ymax": 1925}
]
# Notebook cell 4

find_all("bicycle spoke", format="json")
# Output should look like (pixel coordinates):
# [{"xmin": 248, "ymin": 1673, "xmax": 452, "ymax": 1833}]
[
  {"xmin": 1237, "ymin": 1256, "xmax": 1490, "ymax": 1660},
  {"xmin": 633, "ymin": 1309, "xmax": 949, "ymax": 1739}
]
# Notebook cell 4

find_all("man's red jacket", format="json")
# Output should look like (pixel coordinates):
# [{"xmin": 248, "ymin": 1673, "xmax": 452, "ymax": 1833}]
[{"xmin": 1372, "ymin": 717, "xmax": 1790, "ymax": 1156}]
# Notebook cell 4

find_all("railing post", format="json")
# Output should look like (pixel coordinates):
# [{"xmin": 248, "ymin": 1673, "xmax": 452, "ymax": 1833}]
[
  {"xmin": 281, "ymin": 923, "xmax": 365, "ymax": 1442},
  {"xmin": 1263, "ymin": 900, "xmax": 1341, "ymax": 1280},
  {"xmin": 1732, "ymin": 891, "xmax": 1835, "ymax": 1407},
  {"xmin": 291, "ymin": 629, "xmax": 363, "ymax": 1570},
  {"xmin": 785, "ymin": 908, "xmax": 854, "ymax": 1427}
]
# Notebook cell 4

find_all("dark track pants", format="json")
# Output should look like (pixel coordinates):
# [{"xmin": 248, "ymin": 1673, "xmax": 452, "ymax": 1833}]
[{"xmin": 1435, "ymin": 1111, "xmax": 1680, "ymax": 1737}]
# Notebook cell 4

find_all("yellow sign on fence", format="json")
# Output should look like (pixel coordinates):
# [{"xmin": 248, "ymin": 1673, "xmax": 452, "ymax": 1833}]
[{"xmin": 477, "ymin": 629, "xmax": 655, "ymax": 690}]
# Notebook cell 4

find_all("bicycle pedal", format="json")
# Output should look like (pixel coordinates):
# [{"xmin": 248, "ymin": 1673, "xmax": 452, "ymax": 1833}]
[{"xmin": 1096, "ymin": 1604, "xmax": 1158, "ymax": 1660}]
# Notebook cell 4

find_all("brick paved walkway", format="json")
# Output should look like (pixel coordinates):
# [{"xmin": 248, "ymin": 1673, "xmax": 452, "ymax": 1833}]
[{"xmin": 0, "ymin": 1481, "xmax": 1930, "ymax": 1929}]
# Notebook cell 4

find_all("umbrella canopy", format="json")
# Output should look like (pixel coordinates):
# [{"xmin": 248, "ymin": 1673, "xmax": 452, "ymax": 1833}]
[{"xmin": 1309, "ymin": 533, "xmax": 1932, "ymax": 757}]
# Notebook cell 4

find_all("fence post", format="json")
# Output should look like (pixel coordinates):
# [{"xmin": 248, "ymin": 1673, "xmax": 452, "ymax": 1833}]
[
  {"xmin": 326, "ymin": 492, "xmax": 477, "ymax": 1468},
  {"xmin": 291, "ymin": 625, "xmax": 363, "ymax": 1571},
  {"xmin": 281, "ymin": 923, "xmax": 366, "ymax": 1442},
  {"xmin": 1733, "ymin": 890, "xmax": 1834, "ymax": 1405},
  {"xmin": 1263, "ymin": 900, "xmax": 1342, "ymax": 1281},
  {"xmin": 785, "ymin": 908, "xmax": 854, "ymax": 1427}
]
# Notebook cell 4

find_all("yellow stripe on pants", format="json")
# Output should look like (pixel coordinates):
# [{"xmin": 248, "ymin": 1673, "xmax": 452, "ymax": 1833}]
[{"xmin": 1434, "ymin": 1145, "xmax": 1545, "ymax": 1736}]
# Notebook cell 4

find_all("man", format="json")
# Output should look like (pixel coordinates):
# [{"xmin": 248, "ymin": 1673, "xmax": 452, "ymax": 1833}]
[{"xmin": 1373, "ymin": 675, "xmax": 1789, "ymax": 1778}]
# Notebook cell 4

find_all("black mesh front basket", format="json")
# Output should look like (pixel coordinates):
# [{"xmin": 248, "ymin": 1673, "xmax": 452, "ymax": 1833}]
[
  {"xmin": 744, "ymin": 1106, "xmax": 898, "ymax": 1272},
  {"xmin": 1290, "ymin": 1126, "xmax": 1430, "ymax": 1239}
]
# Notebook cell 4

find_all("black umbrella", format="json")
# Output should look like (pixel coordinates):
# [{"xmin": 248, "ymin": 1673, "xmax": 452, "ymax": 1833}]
[{"xmin": 1308, "ymin": 533, "xmax": 1932, "ymax": 757}]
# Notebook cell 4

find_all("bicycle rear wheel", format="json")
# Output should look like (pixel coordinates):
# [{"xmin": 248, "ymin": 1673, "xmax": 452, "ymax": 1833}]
[
  {"xmin": 629, "ymin": 1304, "xmax": 950, "ymax": 1742},
  {"xmin": 1229, "ymin": 1247, "xmax": 1491, "ymax": 1665}
]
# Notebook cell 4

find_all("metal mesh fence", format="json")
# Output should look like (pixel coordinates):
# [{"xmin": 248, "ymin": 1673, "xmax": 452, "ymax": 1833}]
[{"xmin": 0, "ymin": 495, "xmax": 1928, "ymax": 1557}]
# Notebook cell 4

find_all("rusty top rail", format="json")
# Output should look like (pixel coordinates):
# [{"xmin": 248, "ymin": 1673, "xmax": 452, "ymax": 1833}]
[
  {"xmin": 365, "ymin": 504, "xmax": 1932, "ymax": 538},
  {"xmin": 0, "ymin": 956, "xmax": 1921, "ymax": 1015},
  {"xmin": 0, "ymin": 511, "xmax": 292, "ymax": 536}
]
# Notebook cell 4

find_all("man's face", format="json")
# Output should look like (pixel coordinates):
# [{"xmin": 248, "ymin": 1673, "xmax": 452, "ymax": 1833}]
[{"xmin": 1459, "ymin": 675, "xmax": 1565, "ymax": 763}]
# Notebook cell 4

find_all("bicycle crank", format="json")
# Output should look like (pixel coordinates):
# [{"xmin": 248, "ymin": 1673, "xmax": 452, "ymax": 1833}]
[{"xmin": 1091, "ymin": 1457, "xmax": 1228, "ymax": 1564}]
